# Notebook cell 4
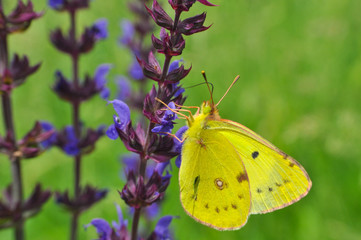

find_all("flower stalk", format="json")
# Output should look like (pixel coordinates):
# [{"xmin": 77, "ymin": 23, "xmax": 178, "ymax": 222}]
[
  {"xmin": 48, "ymin": 1, "xmax": 110, "ymax": 239},
  {"xmin": 0, "ymin": 2, "xmax": 51, "ymax": 240}
]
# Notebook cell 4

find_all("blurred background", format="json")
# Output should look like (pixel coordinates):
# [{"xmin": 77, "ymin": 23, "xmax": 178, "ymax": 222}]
[{"xmin": 1, "ymin": 0, "xmax": 361, "ymax": 239}]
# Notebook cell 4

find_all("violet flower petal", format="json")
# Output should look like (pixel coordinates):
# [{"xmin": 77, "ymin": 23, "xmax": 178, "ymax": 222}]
[
  {"xmin": 40, "ymin": 121, "xmax": 57, "ymax": 148},
  {"xmin": 92, "ymin": 19, "xmax": 108, "ymax": 40},
  {"xmin": 106, "ymin": 124, "xmax": 118, "ymax": 140},
  {"xmin": 119, "ymin": 20, "xmax": 135, "ymax": 45},
  {"xmin": 116, "ymin": 76, "xmax": 131, "ymax": 101},
  {"xmin": 154, "ymin": 216, "xmax": 174, "ymax": 239},
  {"xmin": 175, "ymin": 155, "xmax": 182, "ymax": 168},
  {"xmin": 85, "ymin": 219, "xmax": 112, "ymax": 240},
  {"xmin": 168, "ymin": 59, "xmax": 183, "ymax": 73},
  {"xmin": 129, "ymin": 60, "xmax": 144, "ymax": 80},
  {"xmin": 108, "ymin": 100, "xmax": 131, "ymax": 130},
  {"xmin": 146, "ymin": 203, "xmax": 160, "ymax": 220},
  {"xmin": 95, "ymin": 64, "xmax": 112, "ymax": 90},
  {"xmin": 48, "ymin": 0, "xmax": 64, "ymax": 9}
]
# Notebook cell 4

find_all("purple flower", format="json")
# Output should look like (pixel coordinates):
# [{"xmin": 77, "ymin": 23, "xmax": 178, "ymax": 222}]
[
  {"xmin": 167, "ymin": 60, "xmax": 185, "ymax": 97},
  {"xmin": 92, "ymin": 19, "xmax": 108, "ymax": 40},
  {"xmin": 121, "ymin": 153, "xmax": 170, "ymax": 181},
  {"xmin": 40, "ymin": 122, "xmax": 57, "ymax": 148},
  {"xmin": 129, "ymin": 60, "xmax": 144, "ymax": 80},
  {"xmin": 48, "ymin": 0, "xmax": 64, "ymax": 9},
  {"xmin": 106, "ymin": 100, "xmax": 131, "ymax": 140},
  {"xmin": 105, "ymin": 123, "xmax": 118, "ymax": 140},
  {"xmin": 168, "ymin": 59, "xmax": 183, "ymax": 73},
  {"xmin": 121, "ymin": 153, "xmax": 141, "ymax": 178},
  {"xmin": 119, "ymin": 20, "xmax": 135, "ymax": 45},
  {"xmin": 94, "ymin": 64, "xmax": 112, "ymax": 99},
  {"xmin": 154, "ymin": 216, "xmax": 174, "ymax": 240},
  {"xmin": 63, "ymin": 126, "xmax": 79, "ymax": 156},
  {"xmin": 116, "ymin": 76, "xmax": 131, "ymax": 101},
  {"xmin": 174, "ymin": 126, "xmax": 188, "ymax": 168},
  {"xmin": 152, "ymin": 102, "xmax": 177, "ymax": 135},
  {"xmin": 86, "ymin": 204, "xmax": 129, "ymax": 240},
  {"xmin": 86, "ymin": 219, "xmax": 112, "ymax": 240}
]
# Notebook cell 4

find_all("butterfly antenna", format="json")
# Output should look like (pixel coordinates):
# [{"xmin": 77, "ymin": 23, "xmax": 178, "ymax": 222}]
[
  {"xmin": 201, "ymin": 71, "xmax": 214, "ymax": 106},
  {"xmin": 216, "ymin": 75, "xmax": 240, "ymax": 107},
  {"xmin": 185, "ymin": 82, "xmax": 214, "ymax": 92}
]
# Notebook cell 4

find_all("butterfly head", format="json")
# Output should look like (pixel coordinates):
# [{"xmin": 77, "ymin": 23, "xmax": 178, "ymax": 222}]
[{"xmin": 200, "ymin": 100, "xmax": 220, "ymax": 120}]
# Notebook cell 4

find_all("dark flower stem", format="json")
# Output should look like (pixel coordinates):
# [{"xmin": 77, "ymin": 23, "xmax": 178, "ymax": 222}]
[
  {"xmin": 0, "ymin": 13, "xmax": 24, "ymax": 240},
  {"xmin": 131, "ymin": 208, "xmax": 141, "ymax": 240},
  {"xmin": 69, "ymin": 9, "xmax": 82, "ymax": 240}
]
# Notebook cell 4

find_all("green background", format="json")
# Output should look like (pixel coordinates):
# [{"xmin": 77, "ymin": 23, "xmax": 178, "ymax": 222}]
[{"xmin": 1, "ymin": 0, "xmax": 361, "ymax": 239}]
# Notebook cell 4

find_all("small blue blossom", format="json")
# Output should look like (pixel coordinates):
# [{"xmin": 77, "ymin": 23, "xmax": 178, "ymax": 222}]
[
  {"xmin": 112, "ymin": 204, "xmax": 128, "ymax": 231},
  {"xmin": 121, "ymin": 153, "xmax": 140, "ymax": 178},
  {"xmin": 121, "ymin": 153, "xmax": 170, "ymax": 180},
  {"xmin": 174, "ymin": 126, "xmax": 188, "ymax": 168},
  {"xmin": 63, "ymin": 126, "xmax": 79, "ymax": 156},
  {"xmin": 86, "ymin": 219, "xmax": 111, "ymax": 240},
  {"xmin": 172, "ymin": 82, "xmax": 185, "ymax": 98},
  {"xmin": 119, "ymin": 20, "xmax": 134, "ymax": 45},
  {"xmin": 168, "ymin": 60, "xmax": 185, "ymax": 97},
  {"xmin": 40, "ymin": 121, "xmax": 57, "ymax": 148},
  {"xmin": 86, "ymin": 204, "xmax": 128, "ymax": 240},
  {"xmin": 48, "ymin": 0, "xmax": 64, "ymax": 9},
  {"xmin": 106, "ymin": 100, "xmax": 131, "ymax": 140},
  {"xmin": 105, "ymin": 124, "xmax": 118, "ymax": 140},
  {"xmin": 152, "ymin": 102, "xmax": 177, "ymax": 135},
  {"xmin": 129, "ymin": 60, "xmax": 144, "ymax": 80},
  {"xmin": 154, "ymin": 216, "xmax": 174, "ymax": 240},
  {"xmin": 116, "ymin": 76, "xmax": 131, "ymax": 101},
  {"xmin": 94, "ymin": 64, "xmax": 112, "ymax": 99},
  {"xmin": 168, "ymin": 59, "xmax": 183, "ymax": 73},
  {"xmin": 92, "ymin": 19, "xmax": 108, "ymax": 40},
  {"xmin": 145, "ymin": 203, "xmax": 160, "ymax": 220}
]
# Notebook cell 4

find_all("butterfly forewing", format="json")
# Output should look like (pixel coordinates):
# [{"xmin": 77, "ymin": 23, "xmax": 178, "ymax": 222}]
[
  {"xmin": 208, "ymin": 120, "xmax": 311, "ymax": 214},
  {"xmin": 179, "ymin": 130, "xmax": 251, "ymax": 230}
]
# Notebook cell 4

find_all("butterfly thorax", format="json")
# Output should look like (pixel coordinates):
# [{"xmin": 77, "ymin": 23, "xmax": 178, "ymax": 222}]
[{"xmin": 185, "ymin": 101, "xmax": 220, "ymax": 139}]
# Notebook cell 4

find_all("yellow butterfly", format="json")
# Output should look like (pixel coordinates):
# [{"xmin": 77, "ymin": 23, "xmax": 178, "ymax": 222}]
[{"xmin": 173, "ymin": 73, "xmax": 312, "ymax": 230}]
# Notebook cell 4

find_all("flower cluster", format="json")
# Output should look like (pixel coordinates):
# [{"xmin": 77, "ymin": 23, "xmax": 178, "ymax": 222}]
[
  {"xmin": 0, "ymin": 1, "xmax": 53, "ymax": 232},
  {"xmin": 47, "ymin": 0, "xmax": 109, "ymax": 238},
  {"xmin": 0, "ymin": 185, "xmax": 51, "ymax": 229},
  {"xmin": 88, "ymin": 0, "xmax": 215, "ymax": 239},
  {"xmin": 86, "ymin": 204, "xmax": 175, "ymax": 240},
  {"xmin": 52, "ymin": 64, "xmax": 111, "ymax": 104}
]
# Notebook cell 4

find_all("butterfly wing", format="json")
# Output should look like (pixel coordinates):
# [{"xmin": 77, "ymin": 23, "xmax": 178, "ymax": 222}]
[
  {"xmin": 179, "ymin": 130, "xmax": 251, "ymax": 230},
  {"xmin": 207, "ymin": 119, "xmax": 312, "ymax": 214}
]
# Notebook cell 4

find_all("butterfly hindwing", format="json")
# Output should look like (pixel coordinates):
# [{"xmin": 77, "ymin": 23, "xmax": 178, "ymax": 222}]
[
  {"xmin": 179, "ymin": 130, "xmax": 251, "ymax": 230},
  {"xmin": 207, "ymin": 119, "xmax": 312, "ymax": 214}
]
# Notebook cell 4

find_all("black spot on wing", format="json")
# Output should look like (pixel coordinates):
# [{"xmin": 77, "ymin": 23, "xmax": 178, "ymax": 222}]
[{"xmin": 252, "ymin": 151, "xmax": 259, "ymax": 159}]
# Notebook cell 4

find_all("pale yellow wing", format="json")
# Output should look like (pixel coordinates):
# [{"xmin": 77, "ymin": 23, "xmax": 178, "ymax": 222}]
[
  {"xmin": 179, "ymin": 130, "xmax": 251, "ymax": 230},
  {"xmin": 207, "ymin": 119, "xmax": 312, "ymax": 214}
]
